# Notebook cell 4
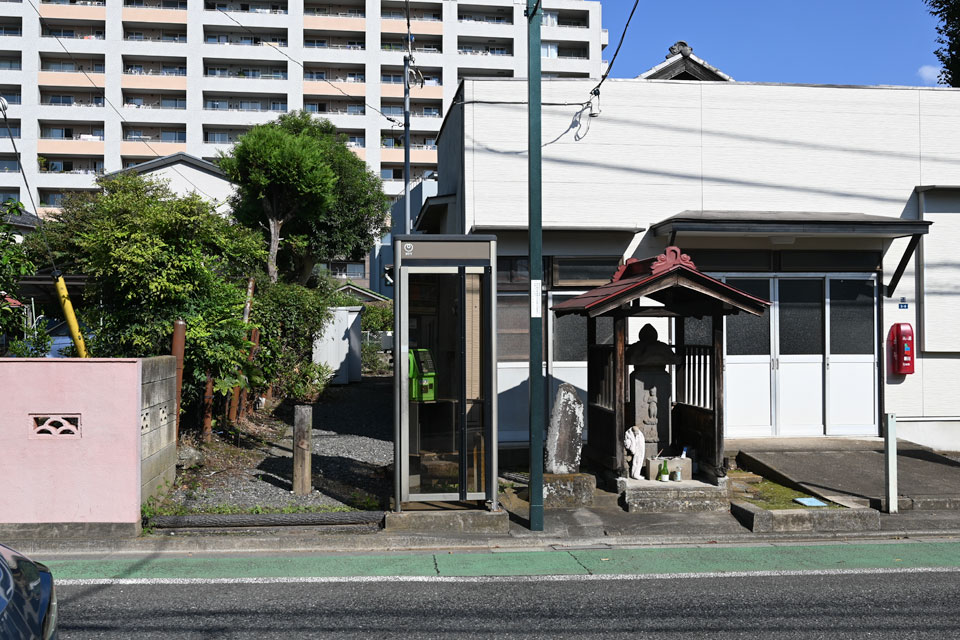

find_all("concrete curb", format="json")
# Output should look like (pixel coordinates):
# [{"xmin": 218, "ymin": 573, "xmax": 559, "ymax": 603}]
[
  {"xmin": 150, "ymin": 511, "xmax": 385, "ymax": 529},
  {"xmin": 6, "ymin": 526, "xmax": 960, "ymax": 558},
  {"xmin": 730, "ymin": 500, "xmax": 880, "ymax": 533}
]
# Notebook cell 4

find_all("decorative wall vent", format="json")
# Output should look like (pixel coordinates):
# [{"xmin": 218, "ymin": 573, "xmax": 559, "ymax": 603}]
[{"xmin": 31, "ymin": 414, "xmax": 82, "ymax": 439}]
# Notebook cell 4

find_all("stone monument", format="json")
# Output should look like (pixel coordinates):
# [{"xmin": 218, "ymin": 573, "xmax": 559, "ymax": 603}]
[
  {"xmin": 542, "ymin": 383, "xmax": 594, "ymax": 508},
  {"xmin": 627, "ymin": 324, "xmax": 679, "ymax": 464}
]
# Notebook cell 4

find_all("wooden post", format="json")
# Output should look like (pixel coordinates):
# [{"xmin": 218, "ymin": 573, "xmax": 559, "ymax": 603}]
[
  {"xmin": 711, "ymin": 313, "xmax": 724, "ymax": 480},
  {"xmin": 202, "ymin": 372, "xmax": 214, "ymax": 444},
  {"xmin": 228, "ymin": 278, "xmax": 256, "ymax": 423},
  {"xmin": 614, "ymin": 315, "xmax": 627, "ymax": 476},
  {"xmin": 293, "ymin": 405, "xmax": 313, "ymax": 495},
  {"xmin": 171, "ymin": 319, "xmax": 186, "ymax": 440},
  {"xmin": 238, "ymin": 327, "xmax": 260, "ymax": 418}
]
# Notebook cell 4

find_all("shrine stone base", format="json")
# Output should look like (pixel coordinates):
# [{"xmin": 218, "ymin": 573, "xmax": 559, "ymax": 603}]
[
  {"xmin": 543, "ymin": 473, "xmax": 596, "ymax": 509},
  {"xmin": 617, "ymin": 477, "xmax": 730, "ymax": 513}
]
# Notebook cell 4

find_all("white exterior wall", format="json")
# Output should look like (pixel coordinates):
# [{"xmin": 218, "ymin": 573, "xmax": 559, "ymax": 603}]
[
  {"xmin": 0, "ymin": 0, "xmax": 603, "ymax": 210},
  {"xmin": 448, "ymin": 77, "xmax": 960, "ymax": 446},
  {"xmin": 143, "ymin": 163, "xmax": 236, "ymax": 211}
]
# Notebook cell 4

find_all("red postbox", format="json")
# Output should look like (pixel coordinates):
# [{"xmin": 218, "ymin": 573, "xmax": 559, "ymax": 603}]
[{"xmin": 889, "ymin": 323, "xmax": 915, "ymax": 375}]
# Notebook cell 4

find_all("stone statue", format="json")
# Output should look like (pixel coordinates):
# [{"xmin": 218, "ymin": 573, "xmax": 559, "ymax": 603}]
[
  {"xmin": 544, "ymin": 383, "xmax": 585, "ymax": 474},
  {"xmin": 626, "ymin": 324, "xmax": 680, "ymax": 368},
  {"xmin": 624, "ymin": 426, "xmax": 645, "ymax": 480}
]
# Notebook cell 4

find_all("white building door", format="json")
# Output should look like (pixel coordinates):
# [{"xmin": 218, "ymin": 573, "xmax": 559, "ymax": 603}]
[
  {"xmin": 825, "ymin": 277, "xmax": 878, "ymax": 435},
  {"xmin": 723, "ymin": 274, "xmax": 877, "ymax": 438}
]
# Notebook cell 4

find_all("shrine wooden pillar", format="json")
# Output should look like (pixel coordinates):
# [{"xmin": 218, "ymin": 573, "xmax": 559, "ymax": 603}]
[
  {"xmin": 614, "ymin": 315, "xmax": 627, "ymax": 476},
  {"xmin": 711, "ymin": 312, "xmax": 725, "ymax": 479}
]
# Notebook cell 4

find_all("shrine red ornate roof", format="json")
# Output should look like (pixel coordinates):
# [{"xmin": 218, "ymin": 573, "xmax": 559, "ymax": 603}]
[{"xmin": 552, "ymin": 246, "xmax": 770, "ymax": 318}]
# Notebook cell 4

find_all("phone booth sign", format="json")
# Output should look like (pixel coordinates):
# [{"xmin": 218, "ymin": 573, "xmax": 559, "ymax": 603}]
[
  {"xmin": 889, "ymin": 323, "xmax": 915, "ymax": 375},
  {"xmin": 394, "ymin": 235, "xmax": 498, "ymax": 509}
]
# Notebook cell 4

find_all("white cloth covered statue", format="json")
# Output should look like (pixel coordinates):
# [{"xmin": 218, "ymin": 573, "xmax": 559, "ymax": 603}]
[{"xmin": 624, "ymin": 426, "xmax": 645, "ymax": 480}]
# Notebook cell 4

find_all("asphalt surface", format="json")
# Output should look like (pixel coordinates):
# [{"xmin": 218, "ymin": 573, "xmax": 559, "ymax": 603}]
[{"xmin": 57, "ymin": 570, "xmax": 960, "ymax": 639}]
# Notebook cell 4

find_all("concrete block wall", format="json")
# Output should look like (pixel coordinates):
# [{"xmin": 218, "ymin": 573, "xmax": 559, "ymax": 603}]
[{"xmin": 140, "ymin": 355, "xmax": 178, "ymax": 503}]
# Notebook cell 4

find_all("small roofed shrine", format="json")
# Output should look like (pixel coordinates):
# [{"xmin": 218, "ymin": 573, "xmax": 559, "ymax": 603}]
[{"xmin": 552, "ymin": 247, "xmax": 770, "ymax": 486}]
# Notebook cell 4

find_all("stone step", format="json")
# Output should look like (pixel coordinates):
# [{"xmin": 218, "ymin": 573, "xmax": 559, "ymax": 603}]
[{"xmin": 622, "ymin": 479, "xmax": 731, "ymax": 513}]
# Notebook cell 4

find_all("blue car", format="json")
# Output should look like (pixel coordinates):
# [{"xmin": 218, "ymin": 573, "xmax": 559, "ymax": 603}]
[{"xmin": 0, "ymin": 544, "xmax": 58, "ymax": 639}]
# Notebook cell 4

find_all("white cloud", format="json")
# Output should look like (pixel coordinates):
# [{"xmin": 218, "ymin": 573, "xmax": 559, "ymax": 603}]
[{"xmin": 917, "ymin": 65, "xmax": 941, "ymax": 85}]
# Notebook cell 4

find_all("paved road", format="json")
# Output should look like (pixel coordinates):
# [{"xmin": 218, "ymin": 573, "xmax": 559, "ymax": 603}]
[
  {"xmin": 45, "ymin": 541, "xmax": 960, "ymax": 638},
  {"xmin": 57, "ymin": 570, "xmax": 960, "ymax": 639}
]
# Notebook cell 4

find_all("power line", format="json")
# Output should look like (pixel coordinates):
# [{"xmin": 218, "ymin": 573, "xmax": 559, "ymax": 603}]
[
  {"xmin": 215, "ymin": 8, "xmax": 404, "ymax": 127},
  {"xmin": 590, "ymin": 0, "xmax": 639, "ymax": 95}
]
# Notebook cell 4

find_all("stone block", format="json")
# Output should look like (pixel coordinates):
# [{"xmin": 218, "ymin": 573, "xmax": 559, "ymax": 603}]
[
  {"xmin": 141, "ymin": 464, "xmax": 176, "ymax": 504},
  {"xmin": 383, "ymin": 509, "xmax": 509, "ymax": 534},
  {"xmin": 141, "ymin": 355, "xmax": 176, "ymax": 384},
  {"xmin": 0, "ymin": 521, "xmax": 140, "ymax": 540},
  {"xmin": 543, "ymin": 472, "xmax": 596, "ymax": 509},
  {"xmin": 644, "ymin": 457, "xmax": 692, "ymax": 481},
  {"xmin": 141, "ymin": 443, "xmax": 176, "ymax": 491},
  {"xmin": 622, "ymin": 478, "xmax": 730, "ymax": 513},
  {"xmin": 730, "ymin": 500, "xmax": 880, "ymax": 533},
  {"xmin": 141, "ymin": 378, "xmax": 176, "ymax": 411}
]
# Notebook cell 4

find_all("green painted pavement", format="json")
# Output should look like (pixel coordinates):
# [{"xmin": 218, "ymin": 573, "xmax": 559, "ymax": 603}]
[{"xmin": 44, "ymin": 542, "xmax": 960, "ymax": 581}]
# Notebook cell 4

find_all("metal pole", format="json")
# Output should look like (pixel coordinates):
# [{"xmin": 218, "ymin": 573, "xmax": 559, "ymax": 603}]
[
  {"xmin": 171, "ymin": 318, "xmax": 186, "ymax": 440},
  {"xmin": 403, "ymin": 54, "xmax": 412, "ymax": 235},
  {"xmin": 885, "ymin": 412, "xmax": 898, "ymax": 514},
  {"xmin": 526, "ymin": 0, "xmax": 544, "ymax": 532}
]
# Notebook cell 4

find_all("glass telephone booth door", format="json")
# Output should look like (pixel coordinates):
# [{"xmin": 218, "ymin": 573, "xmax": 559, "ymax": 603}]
[{"xmin": 394, "ymin": 236, "xmax": 498, "ymax": 507}]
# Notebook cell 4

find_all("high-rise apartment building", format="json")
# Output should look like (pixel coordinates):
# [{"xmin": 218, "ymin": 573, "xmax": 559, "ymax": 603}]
[{"xmin": 0, "ymin": 0, "xmax": 606, "ymax": 214}]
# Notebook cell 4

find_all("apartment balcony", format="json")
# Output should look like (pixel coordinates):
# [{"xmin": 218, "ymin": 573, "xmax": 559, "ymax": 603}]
[
  {"xmin": 37, "ymin": 137, "xmax": 105, "ymax": 155},
  {"xmin": 38, "ymin": 70, "xmax": 106, "ymax": 88},
  {"xmin": 303, "ymin": 79, "xmax": 365, "ymax": 97},
  {"xmin": 541, "ymin": 54, "xmax": 593, "ymax": 76},
  {"xmin": 381, "ymin": 18, "xmax": 442, "ymax": 36},
  {"xmin": 39, "ymin": 1, "xmax": 106, "ymax": 21},
  {"xmin": 121, "ymin": 71, "xmax": 187, "ymax": 91},
  {"xmin": 302, "ymin": 15, "xmax": 365, "ymax": 32},
  {"xmin": 36, "ymin": 170, "xmax": 102, "ymax": 189},
  {"xmin": 456, "ymin": 19, "xmax": 515, "ymax": 39},
  {"xmin": 381, "ymin": 84, "xmax": 442, "ymax": 100},
  {"xmin": 202, "ymin": 6, "xmax": 288, "ymax": 28},
  {"xmin": 380, "ymin": 146, "xmax": 436, "ymax": 164},
  {"xmin": 121, "ymin": 6, "xmax": 187, "ymax": 23},
  {"xmin": 120, "ymin": 139, "xmax": 187, "ymax": 156}
]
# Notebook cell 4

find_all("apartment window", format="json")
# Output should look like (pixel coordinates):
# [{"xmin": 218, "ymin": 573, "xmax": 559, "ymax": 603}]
[
  {"xmin": 425, "ymin": 137, "xmax": 437, "ymax": 148},
  {"xmin": 240, "ymin": 68, "xmax": 261, "ymax": 78},
  {"xmin": 91, "ymin": 62, "xmax": 105, "ymax": 73},
  {"xmin": 162, "ymin": 0, "xmax": 187, "ymax": 7},
  {"xmin": 47, "ymin": 61, "xmax": 75, "ymax": 72},
  {"xmin": 92, "ymin": 127, "xmax": 103, "ymax": 138},
  {"xmin": 161, "ymin": 96, "xmax": 186, "ymax": 109},
  {"xmin": 347, "ymin": 71, "xmax": 364, "ymax": 82},
  {"xmin": 160, "ymin": 130, "xmax": 186, "ymax": 142},
  {"xmin": 270, "ymin": 100, "xmax": 287, "ymax": 111},
  {"xmin": 161, "ymin": 32, "xmax": 186, "ymax": 42},
  {"xmin": 47, "ymin": 28, "xmax": 76, "ymax": 38},
  {"xmin": 48, "ymin": 127, "xmax": 74, "ymax": 139},
  {"xmin": 0, "ymin": 26, "xmax": 22, "ymax": 36},
  {"xmin": 125, "ymin": 64, "xmax": 144, "ymax": 74},
  {"xmin": 49, "ymin": 95, "xmax": 74, "ymax": 105},
  {"xmin": 127, "ymin": 97, "xmax": 144, "ymax": 106},
  {"xmin": 206, "ymin": 131, "xmax": 230, "ymax": 143},
  {"xmin": 0, "ymin": 159, "xmax": 18, "ymax": 172},
  {"xmin": 126, "ymin": 31, "xmax": 144, "ymax": 40},
  {"xmin": 380, "ymin": 168, "xmax": 402, "ymax": 180},
  {"xmin": 93, "ymin": 96, "xmax": 104, "ymax": 106},
  {"xmin": 0, "ymin": 59, "xmax": 20, "ymax": 70},
  {"xmin": 305, "ymin": 103, "xmax": 326, "ymax": 113},
  {"xmin": 346, "ymin": 104, "xmax": 364, "ymax": 115},
  {"xmin": 239, "ymin": 100, "xmax": 261, "ymax": 111},
  {"xmin": 238, "ymin": 35, "xmax": 256, "ymax": 45},
  {"xmin": 125, "ymin": 129, "xmax": 143, "ymax": 140},
  {"xmin": 0, "ymin": 190, "xmax": 18, "ymax": 204},
  {"xmin": 1, "ymin": 92, "xmax": 20, "ymax": 105},
  {"xmin": 346, "ymin": 40, "xmax": 363, "ymax": 49},
  {"xmin": 347, "ymin": 134, "xmax": 364, "ymax": 147},
  {"xmin": 381, "ymin": 105, "xmax": 402, "ymax": 116},
  {"xmin": 271, "ymin": 68, "xmax": 287, "ymax": 79},
  {"xmin": 541, "ymin": 42, "xmax": 558, "ymax": 58},
  {"xmin": 541, "ymin": 10, "xmax": 558, "ymax": 26},
  {"xmin": 205, "ymin": 98, "xmax": 228, "ymax": 109},
  {"xmin": 489, "ymin": 46, "xmax": 507, "ymax": 55},
  {"xmin": 0, "ymin": 125, "xmax": 20, "ymax": 138},
  {"xmin": 161, "ymin": 65, "xmax": 186, "ymax": 76},
  {"xmin": 382, "ymin": 137, "xmax": 398, "ymax": 148},
  {"xmin": 381, "ymin": 73, "xmax": 402, "ymax": 84},
  {"xmin": 206, "ymin": 34, "xmax": 229, "ymax": 44},
  {"xmin": 422, "ymin": 75, "xmax": 440, "ymax": 86},
  {"xmin": 125, "ymin": 0, "xmax": 145, "ymax": 6},
  {"xmin": 43, "ymin": 193, "xmax": 65, "ymax": 207},
  {"xmin": 305, "ymin": 70, "xmax": 325, "ymax": 80},
  {"xmin": 205, "ymin": 67, "xmax": 228, "ymax": 77},
  {"xmin": 422, "ymin": 106, "xmax": 440, "ymax": 117},
  {"xmin": 304, "ymin": 39, "xmax": 326, "ymax": 48},
  {"xmin": 47, "ymin": 160, "xmax": 74, "ymax": 173}
]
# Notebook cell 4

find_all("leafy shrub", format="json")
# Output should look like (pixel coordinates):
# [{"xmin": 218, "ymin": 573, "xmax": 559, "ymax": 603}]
[
  {"xmin": 361, "ymin": 301, "xmax": 393, "ymax": 332},
  {"xmin": 361, "ymin": 341, "xmax": 390, "ymax": 375}
]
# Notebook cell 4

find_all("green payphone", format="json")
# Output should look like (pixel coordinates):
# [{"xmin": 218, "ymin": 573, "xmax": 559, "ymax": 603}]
[
  {"xmin": 394, "ymin": 235, "xmax": 498, "ymax": 509},
  {"xmin": 408, "ymin": 349, "xmax": 436, "ymax": 402}
]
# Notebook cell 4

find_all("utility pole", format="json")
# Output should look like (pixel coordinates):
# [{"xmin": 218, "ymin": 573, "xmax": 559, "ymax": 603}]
[
  {"xmin": 526, "ymin": 0, "xmax": 544, "ymax": 532},
  {"xmin": 403, "ymin": 52, "xmax": 411, "ymax": 235}
]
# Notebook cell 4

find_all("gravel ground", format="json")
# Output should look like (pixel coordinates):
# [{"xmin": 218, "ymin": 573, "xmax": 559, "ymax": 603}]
[{"xmin": 166, "ymin": 376, "xmax": 393, "ymax": 512}]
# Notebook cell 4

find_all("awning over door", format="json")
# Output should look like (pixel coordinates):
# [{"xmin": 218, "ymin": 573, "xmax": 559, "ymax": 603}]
[{"xmin": 650, "ymin": 210, "xmax": 932, "ymax": 298}]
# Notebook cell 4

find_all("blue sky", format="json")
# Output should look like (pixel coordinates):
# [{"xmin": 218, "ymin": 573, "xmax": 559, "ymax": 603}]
[{"xmin": 600, "ymin": 0, "xmax": 945, "ymax": 87}]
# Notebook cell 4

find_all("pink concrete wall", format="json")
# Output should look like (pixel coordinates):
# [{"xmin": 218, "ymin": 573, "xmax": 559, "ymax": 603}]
[{"xmin": 0, "ymin": 358, "xmax": 142, "ymax": 525}]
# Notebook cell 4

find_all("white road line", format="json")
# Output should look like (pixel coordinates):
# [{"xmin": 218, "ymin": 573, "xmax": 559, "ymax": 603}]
[{"xmin": 56, "ymin": 566, "xmax": 960, "ymax": 586}]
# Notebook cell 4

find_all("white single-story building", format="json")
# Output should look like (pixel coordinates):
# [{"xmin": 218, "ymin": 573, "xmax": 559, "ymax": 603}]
[
  {"xmin": 105, "ymin": 152, "xmax": 235, "ymax": 214},
  {"xmin": 417, "ymin": 48, "xmax": 960, "ymax": 450}
]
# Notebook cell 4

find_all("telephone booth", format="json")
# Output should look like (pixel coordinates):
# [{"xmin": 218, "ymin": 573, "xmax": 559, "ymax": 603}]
[{"xmin": 393, "ymin": 235, "xmax": 498, "ymax": 508}]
